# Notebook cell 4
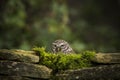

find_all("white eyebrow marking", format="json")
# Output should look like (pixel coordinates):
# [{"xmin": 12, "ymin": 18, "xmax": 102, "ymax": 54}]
[
  {"xmin": 59, "ymin": 43, "xmax": 64, "ymax": 46},
  {"xmin": 52, "ymin": 43, "xmax": 56, "ymax": 45}
]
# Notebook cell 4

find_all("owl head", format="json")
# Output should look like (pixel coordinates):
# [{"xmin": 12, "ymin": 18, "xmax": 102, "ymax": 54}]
[{"xmin": 52, "ymin": 39, "xmax": 74, "ymax": 54}]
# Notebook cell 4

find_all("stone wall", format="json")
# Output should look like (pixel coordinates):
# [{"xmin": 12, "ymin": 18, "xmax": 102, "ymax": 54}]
[
  {"xmin": 0, "ymin": 49, "xmax": 52, "ymax": 80},
  {"xmin": 0, "ymin": 49, "xmax": 120, "ymax": 80}
]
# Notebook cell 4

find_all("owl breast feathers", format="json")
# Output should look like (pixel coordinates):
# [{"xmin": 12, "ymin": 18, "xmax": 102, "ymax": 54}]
[{"xmin": 52, "ymin": 39, "xmax": 74, "ymax": 54}]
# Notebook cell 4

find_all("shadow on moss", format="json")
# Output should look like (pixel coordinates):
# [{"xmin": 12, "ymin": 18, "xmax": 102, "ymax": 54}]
[{"xmin": 32, "ymin": 47, "xmax": 95, "ymax": 73}]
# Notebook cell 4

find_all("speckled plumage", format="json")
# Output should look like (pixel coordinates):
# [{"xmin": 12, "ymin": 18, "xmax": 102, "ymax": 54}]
[{"xmin": 52, "ymin": 39, "xmax": 74, "ymax": 54}]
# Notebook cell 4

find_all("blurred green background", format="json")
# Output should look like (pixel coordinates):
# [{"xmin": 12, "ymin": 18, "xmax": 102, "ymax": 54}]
[{"xmin": 0, "ymin": 0, "xmax": 120, "ymax": 52}]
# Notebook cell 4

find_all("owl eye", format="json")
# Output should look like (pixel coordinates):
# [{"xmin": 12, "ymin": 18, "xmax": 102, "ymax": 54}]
[
  {"xmin": 61, "ymin": 44, "xmax": 65, "ymax": 47},
  {"xmin": 53, "ymin": 45, "xmax": 57, "ymax": 47}
]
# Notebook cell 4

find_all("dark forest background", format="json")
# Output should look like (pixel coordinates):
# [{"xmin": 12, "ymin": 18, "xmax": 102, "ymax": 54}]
[{"xmin": 0, "ymin": 0, "xmax": 120, "ymax": 53}]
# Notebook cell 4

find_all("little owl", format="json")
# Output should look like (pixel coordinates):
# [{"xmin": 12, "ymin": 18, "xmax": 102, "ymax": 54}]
[{"xmin": 51, "ymin": 39, "xmax": 74, "ymax": 54}]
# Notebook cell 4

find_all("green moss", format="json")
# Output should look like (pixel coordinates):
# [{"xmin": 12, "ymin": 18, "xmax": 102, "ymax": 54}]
[{"xmin": 32, "ymin": 47, "xmax": 95, "ymax": 72}]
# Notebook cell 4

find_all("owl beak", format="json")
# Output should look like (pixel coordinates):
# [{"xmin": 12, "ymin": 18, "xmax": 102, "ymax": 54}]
[{"xmin": 56, "ymin": 47, "xmax": 61, "ymax": 52}]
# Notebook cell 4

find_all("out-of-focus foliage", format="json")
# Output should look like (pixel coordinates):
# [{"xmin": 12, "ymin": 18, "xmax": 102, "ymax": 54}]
[
  {"xmin": 32, "ymin": 47, "xmax": 95, "ymax": 73},
  {"xmin": 0, "ymin": 0, "xmax": 120, "ymax": 52}
]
